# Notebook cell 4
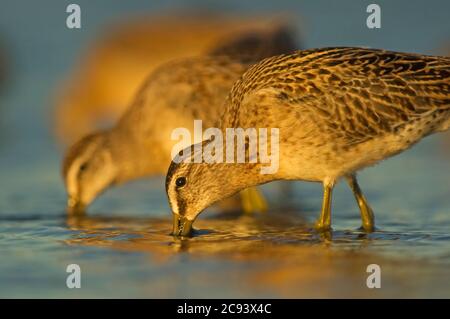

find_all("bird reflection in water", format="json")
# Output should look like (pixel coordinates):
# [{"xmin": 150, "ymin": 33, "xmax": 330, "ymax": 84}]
[{"xmin": 63, "ymin": 211, "xmax": 448, "ymax": 297}]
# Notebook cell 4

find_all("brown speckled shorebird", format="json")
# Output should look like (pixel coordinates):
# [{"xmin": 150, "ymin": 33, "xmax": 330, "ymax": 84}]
[
  {"xmin": 166, "ymin": 47, "xmax": 450, "ymax": 236},
  {"xmin": 62, "ymin": 21, "xmax": 299, "ymax": 215}
]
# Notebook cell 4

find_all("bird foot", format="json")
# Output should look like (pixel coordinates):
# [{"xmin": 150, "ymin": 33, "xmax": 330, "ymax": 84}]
[{"xmin": 314, "ymin": 221, "xmax": 332, "ymax": 232}]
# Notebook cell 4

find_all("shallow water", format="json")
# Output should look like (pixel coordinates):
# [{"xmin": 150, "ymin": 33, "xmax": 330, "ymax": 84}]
[
  {"xmin": 1, "ymin": 138, "xmax": 449, "ymax": 298},
  {"xmin": 1, "ymin": 0, "xmax": 450, "ymax": 298}
]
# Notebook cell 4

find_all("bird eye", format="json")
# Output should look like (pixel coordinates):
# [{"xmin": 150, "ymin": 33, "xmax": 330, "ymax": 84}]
[
  {"xmin": 175, "ymin": 177, "xmax": 187, "ymax": 188},
  {"xmin": 79, "ymin": 163, "xmax": 88, "ymax": 172}
]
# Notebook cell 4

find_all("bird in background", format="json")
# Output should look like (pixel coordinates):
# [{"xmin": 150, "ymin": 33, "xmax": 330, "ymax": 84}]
[
  {"xmin": 62, "ymin": 24, "xmax": 300, "ymax": 214},
  {"xmin": 54, "ymin": 12, "xmax": 298, "ymax": 146},
  {"xmin": 166, "ymin": 47, "xmax": 450, "ymax": 237}
]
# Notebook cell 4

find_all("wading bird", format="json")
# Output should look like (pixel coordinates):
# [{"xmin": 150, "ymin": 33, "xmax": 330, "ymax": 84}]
[{"xmin": 166, "ymin": 47, "xmax": 450, "ymax": 236}]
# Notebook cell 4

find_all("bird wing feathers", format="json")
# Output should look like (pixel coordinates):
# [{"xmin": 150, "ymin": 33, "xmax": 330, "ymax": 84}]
[{"xmin": 227, "ymin": 47, "xmax": 450, "ymax": 145}]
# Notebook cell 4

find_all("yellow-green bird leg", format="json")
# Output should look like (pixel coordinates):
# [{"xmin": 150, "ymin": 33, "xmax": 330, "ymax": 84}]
[
  {"xmin": 240, "ymin": 187, "xmax": 268, "ymax": 214},
  {"xmin": 315, "ymin": 181, "xmax": 334, "ymax": 231},
  {"xmin": 346, "ymin": 175, "xmax": 375, "ymax": 232}
]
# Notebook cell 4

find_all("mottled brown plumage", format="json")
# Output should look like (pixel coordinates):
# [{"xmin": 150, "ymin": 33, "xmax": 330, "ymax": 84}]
[
  {"xmin": 225, "ymin": 47, "xmax": 449, "ymax": 136},
  {"xmin": 167, "ymin": 47, "xmax": 450, "ymax": 236}
]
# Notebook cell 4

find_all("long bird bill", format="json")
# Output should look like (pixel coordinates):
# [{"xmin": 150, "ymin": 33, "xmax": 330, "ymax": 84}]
[{"xmin": 172, "ymin": 214, "xmax": 194, "ymax": 237}]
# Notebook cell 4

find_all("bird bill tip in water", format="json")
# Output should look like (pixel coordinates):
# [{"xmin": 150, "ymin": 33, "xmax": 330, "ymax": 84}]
[
  {"xmin": 66, "ymin": 196, "xmax": 86, "ymax": 215},
  {"xmin": 172, "ymin": 214, "xmax": 194, "ymax": 237}
]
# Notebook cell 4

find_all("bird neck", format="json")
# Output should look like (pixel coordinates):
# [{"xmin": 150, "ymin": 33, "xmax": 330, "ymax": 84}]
[
  {"xmin": 108, "ymin": 129, "xmax": 169, "ymax": 184},
  {"xmin": 218, "ymin": 162, "xmax": 277, "ymax": 195}
]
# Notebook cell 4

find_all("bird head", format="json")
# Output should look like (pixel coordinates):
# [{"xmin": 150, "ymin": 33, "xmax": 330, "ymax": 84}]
[
  {"xmin": 62, "ymin": 131, "xmax": 118, "ymax": 213},
  {"xmin": 165, "ymin": 141, "xmax": 270, "ymax": 237}
]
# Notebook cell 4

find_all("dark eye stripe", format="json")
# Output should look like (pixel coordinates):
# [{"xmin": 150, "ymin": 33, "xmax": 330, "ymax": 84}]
[{"xmin": 177, "ymin": 197, "xmax": 187, "ymax": 216}]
